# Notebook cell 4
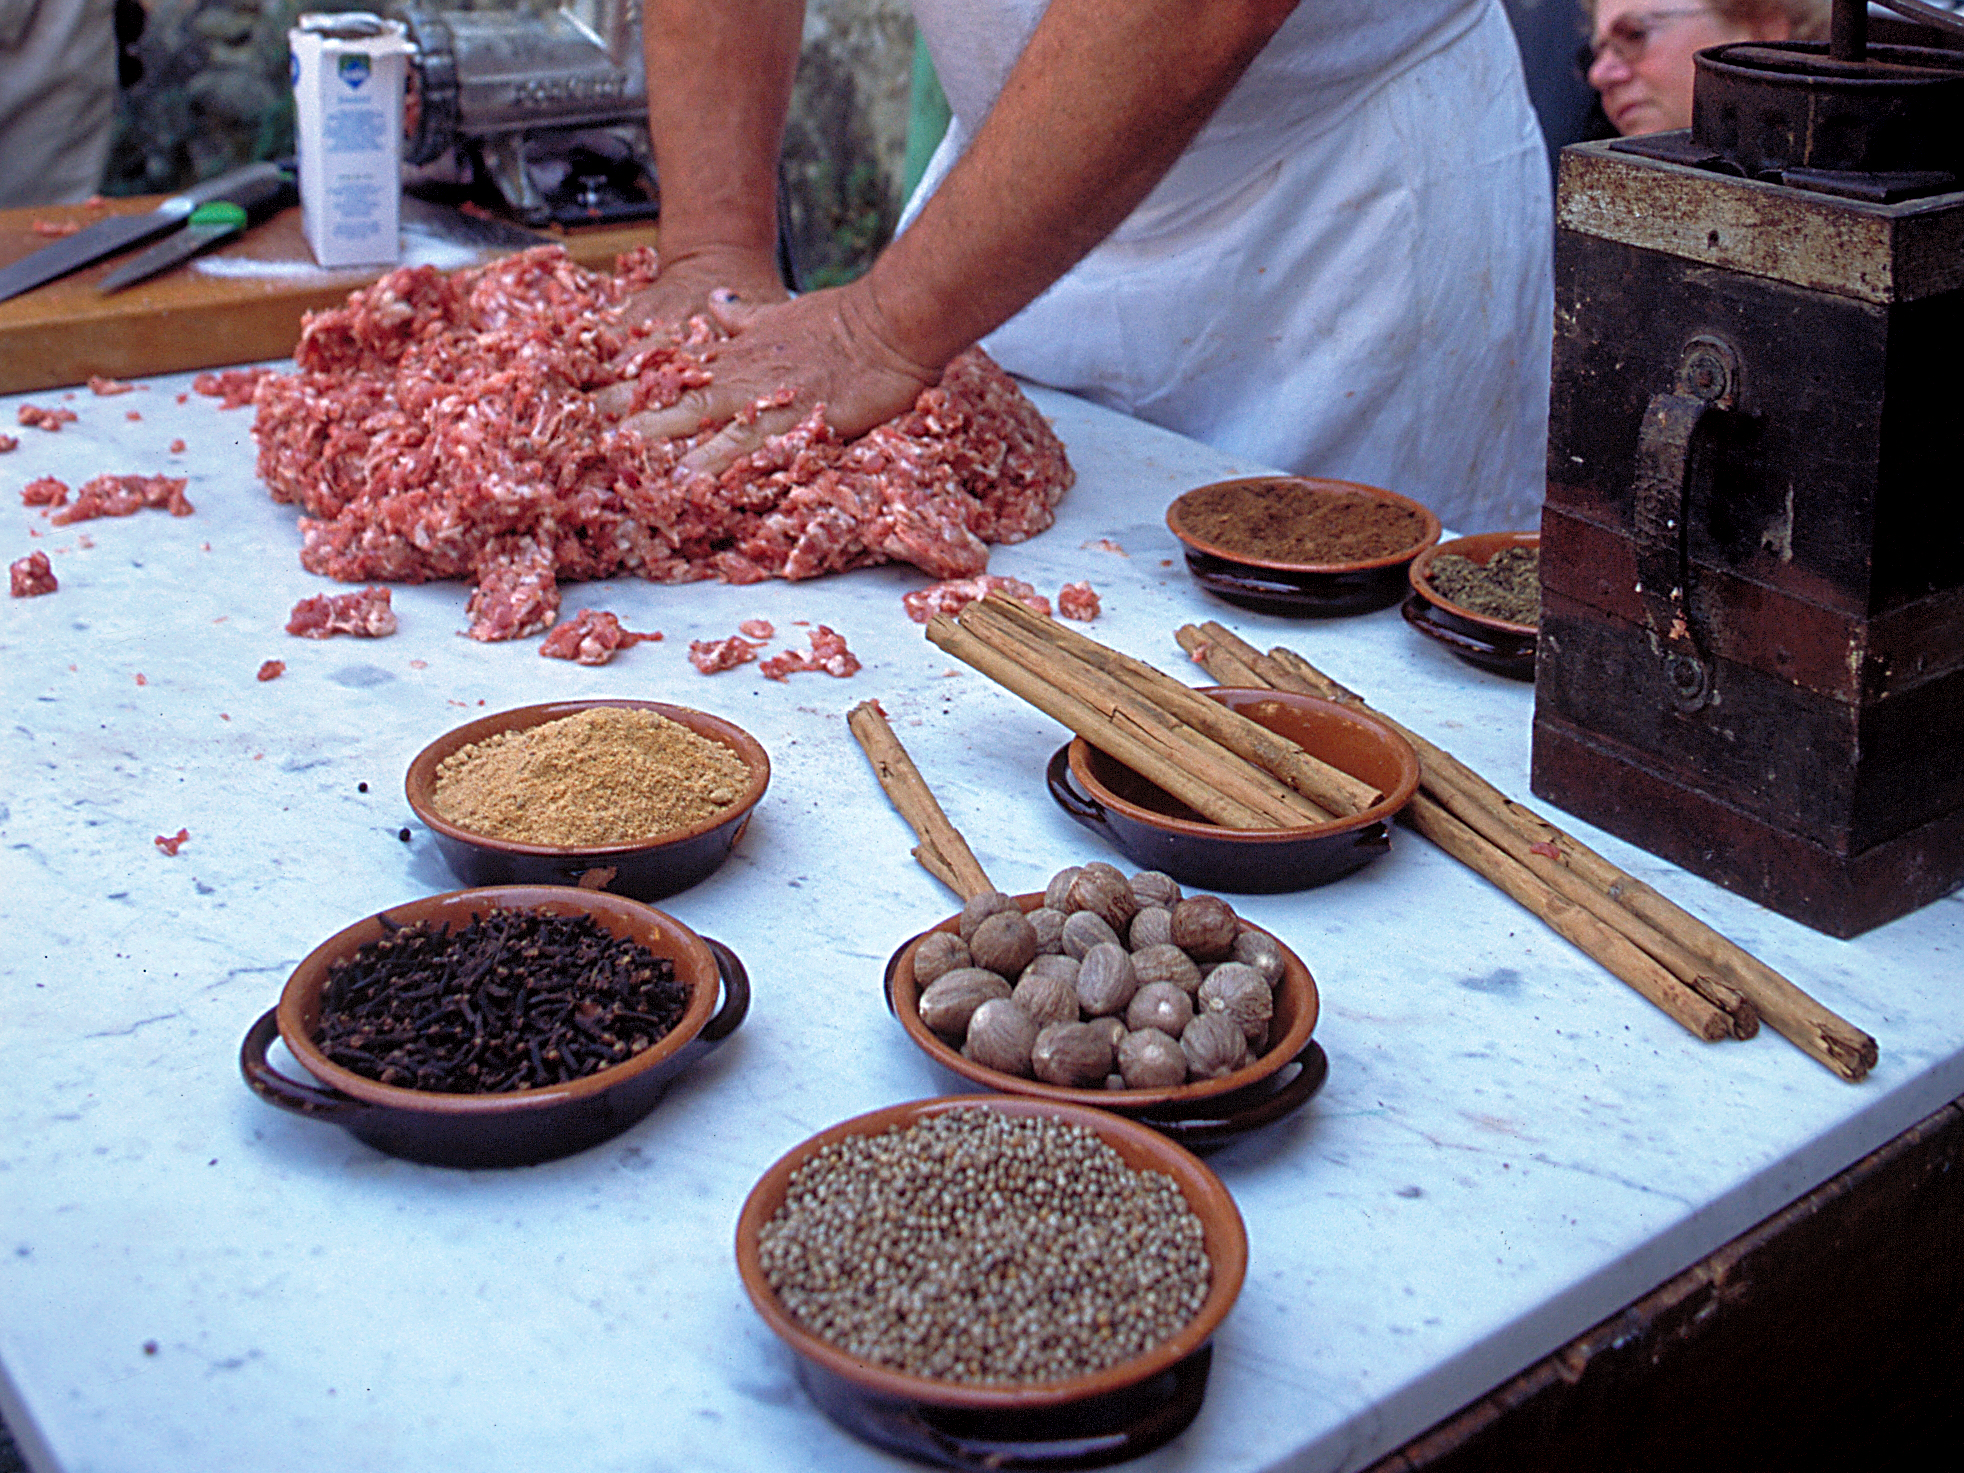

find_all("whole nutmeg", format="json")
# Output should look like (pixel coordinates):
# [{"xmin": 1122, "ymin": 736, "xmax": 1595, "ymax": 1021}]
[
  {"xmin": 1231, "ymin": 928, "xmax": 1287, "ymax": 987},
  {"xmin": 1198, "ymin": 962, "xmax": 1274, "ymax": 1044},
  {"xmin": 1012, "ymin": 965, "xmax": 1081, "ymax": 1029},
  {"xmin": 1043, "ymin": 866, "xmax": 1084, "ymax": 913},
  {"xmin": 1080, "ymin": 860, "xmax": 1128, "ymax": 888},
  {"xmin": 911, "ymin": 931, "xmax": 972, "ymax": 988},
  {"xmin": 1075, "ymin": 942, "xmax": 1139, "ymax": 1018},
  {"xmin": 1170, "ymin": 895, "xmax": 1239, "ymax": 961},
  {"xmin": 1031, "ymin": 1021, "xmax": 1113, "ymax": 1087},
  {"xmin": 1126, "ymin": 980, "xmax": 1195, "ymax": 1037},
  {"xmin": 1129, "ymin": 906, "xmax": 1174, "ymax": 951},
  {"xmin": 964, "ymin": 998, "xmax": 1037, "ymax": 1077},
  {"xmin": 918, "ymin": 967, "xmax": 1012, "ymax": 1038},
  {"xmin": 1067, "ymin": 867, "xmax": 1140, "ymax": 932},
  {"xmin": 1061, "ymin": 909, "xmax": 1121, "ymax": 960},
  {"xmin": 1180, "ymin": 1011, "xmax": 1249, "ymax": 1079},
  {"xmin": 1086, "ymin": 1014, "xmax": 1128, "ymax": 1053},
  {"xmin": 959, "ymin": 890, "xmax": 1020, "ymax": 943},
  {"xmin": 969, "ymin": 909, "xmax": 1039, "ymax": 978},
  {"xmin": 1118, "ymin": 1028, "xmax": 1189, "ymax": 1089},
  {"xmin": 1027, "ymin": 906, "xmax": 1069, "ymax": 955},
  {"xmin": 1130, "ymin": 870, "xmax": 1183, "ymax": 910},
  {"xmin": 1131, "ymin": 942, "xmax": 1203, "ymax": 995}
]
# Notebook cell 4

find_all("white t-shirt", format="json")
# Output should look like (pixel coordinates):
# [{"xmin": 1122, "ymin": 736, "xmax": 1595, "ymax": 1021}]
[{"xmin": 904, "ymin": 0, "xmax": 1555, "ymax": 532}]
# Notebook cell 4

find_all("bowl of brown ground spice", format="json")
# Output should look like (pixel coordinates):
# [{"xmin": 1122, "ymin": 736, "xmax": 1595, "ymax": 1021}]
[
  {"xmin": 734, "ymin": 1096, "xmax": 1247, "ymax": 1467},
  {"xmin": 1404, "ymin": 531, "xmax": 1540, "ymax": 680},
  {"xmin": 1166, "ymin": 475, "xmax": 1441, "ymax": 617},
  {"xmin": 405, "ymin": 700, "xmax": 770, "ymax": 902},
  {"xmin": 239, "ymin": 885, "xmax": 750, "ymax": 1167}
]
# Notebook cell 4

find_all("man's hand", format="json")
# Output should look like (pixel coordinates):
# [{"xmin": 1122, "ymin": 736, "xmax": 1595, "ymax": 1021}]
[
  {"xmin": 606, "ymin": 243, "xmax": 789, "ymax": 353},
  {"xmin": 602, "ymin": 278, "xmax": 942, "ymax": 479}
]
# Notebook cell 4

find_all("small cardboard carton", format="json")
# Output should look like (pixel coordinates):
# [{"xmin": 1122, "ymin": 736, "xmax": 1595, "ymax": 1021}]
[{"xmin": 289, "ymin": 14, "xmax": 416, "ymax": 269}]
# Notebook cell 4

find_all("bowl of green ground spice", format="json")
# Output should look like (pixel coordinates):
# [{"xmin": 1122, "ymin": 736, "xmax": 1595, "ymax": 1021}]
[
  {"xmin": 405, "ymin": 700, "xmax": 770, "ymax": 901},
  {"xmin": 240, "ymin": 885, "xmax": 750, "ymax": 1167},
  {"xmin": 735, "ymin": 1097, "xmax": 1247, "ymax": 1466},
  {"xmin": 1403, "ymin": 531, "xmax": 1540, "ymax": 680}
]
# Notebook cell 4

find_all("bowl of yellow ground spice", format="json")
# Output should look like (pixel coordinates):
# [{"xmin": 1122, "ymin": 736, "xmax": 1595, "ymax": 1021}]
[{"xmin": 405, "ymin": 700, "xmax": 771, "ymax": 901}]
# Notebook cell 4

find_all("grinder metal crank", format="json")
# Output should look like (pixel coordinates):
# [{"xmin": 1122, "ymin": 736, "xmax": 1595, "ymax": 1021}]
[{"xmin": 1532, "ymin": 0, "xmax": 1964, "ymax": 937}]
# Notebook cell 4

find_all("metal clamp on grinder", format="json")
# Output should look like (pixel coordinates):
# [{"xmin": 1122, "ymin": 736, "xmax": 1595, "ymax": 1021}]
[
  {"xmin": 393, "ymin": 0, "xmax": 655, "ymax": 227},
  {"xmin": 1533, "ymin": 0, "xmax": 1964, "ymax": 938}
]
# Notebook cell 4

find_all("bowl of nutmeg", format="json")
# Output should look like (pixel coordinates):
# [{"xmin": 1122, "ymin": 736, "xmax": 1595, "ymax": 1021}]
[
  {"xmin": 405, "ymin": 699, "xmax": 770, "ymax": 902},
  {"xmin": 736, "ymin": 1095, "xmax": 1246, "ymax": 1467},
  {"xmin": 884, "ymin": 864, "xmax": 1325, "ymax": 1149},
  {"xmin": 1167, "ymin": 475, "xmax": 1441, "ymax": 617}
]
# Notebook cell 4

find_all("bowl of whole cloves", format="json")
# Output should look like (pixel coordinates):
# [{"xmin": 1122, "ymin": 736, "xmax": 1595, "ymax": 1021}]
[
  {"xmin": 240, "ymin": 885, "xmax": 749, "ymax": 1167},
  {"xmin": 884, "ymin": 864, "xmax": 1325, "ymax": 1149}
]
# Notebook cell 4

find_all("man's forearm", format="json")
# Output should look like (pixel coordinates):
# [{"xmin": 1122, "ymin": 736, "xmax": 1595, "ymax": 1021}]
[
  {"xmin": 867, "ymin": 0, "xmax": 1301, "ymax": 369},
  {"xmin": 643, "ymin": 0, "xmax": 805, "ymax": 258}
]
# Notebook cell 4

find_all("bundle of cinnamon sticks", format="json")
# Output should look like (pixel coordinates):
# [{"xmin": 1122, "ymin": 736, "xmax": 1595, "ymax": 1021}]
[
  {"xmin": 1176, "ymin": 620, "xmax": 1877, "ymax": 1083},
  {"xmin": 922, "ymin": 593, "xmax": 1381, "ymax": 830}
]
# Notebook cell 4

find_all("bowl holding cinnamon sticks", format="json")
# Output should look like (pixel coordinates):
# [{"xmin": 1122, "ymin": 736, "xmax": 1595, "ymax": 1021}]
[{"xmin": 1048, "ymin": 688, "xmax": 1421, "ymax": 892}]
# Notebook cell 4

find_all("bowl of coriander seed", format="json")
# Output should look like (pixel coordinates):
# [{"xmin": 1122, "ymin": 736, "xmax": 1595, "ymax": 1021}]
[{"xmin": 734, "ymin": 1095, "xmax": 1247, "ymax": 1468}]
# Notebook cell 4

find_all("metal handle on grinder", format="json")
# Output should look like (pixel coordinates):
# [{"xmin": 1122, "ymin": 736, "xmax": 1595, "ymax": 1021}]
[{"xmin": 1633, "ymin": 335, "xmax": 1738, "ymax": 713}]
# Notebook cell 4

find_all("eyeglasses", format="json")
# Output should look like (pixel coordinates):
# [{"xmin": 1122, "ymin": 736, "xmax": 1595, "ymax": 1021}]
[{"xmin": 1574, "ymin": 8, "xmax": 1714, "ymax": 74}]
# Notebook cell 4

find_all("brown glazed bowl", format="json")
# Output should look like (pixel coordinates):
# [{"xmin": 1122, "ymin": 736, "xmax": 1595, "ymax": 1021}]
[
  {"xmin": 886, "ymin": 892, "xmax": 1325, "ymax": 1150},
  {"xmin": 735, "ymin": 1095, "xmax": 1247, "ymax": 1468},
  {"xmin": 404, "ymin": 699, "xmax": 770, "ymax": 902},
  {"xmin": 1047, "ymin": 687, "xmax": 1420, "ymax": 893},
  {"xmin": 239, "ymin": 886, "xmax": 749, "ymax": 1168},
  {"xmin": 1166, "ymin": 475, "xmax": 1442, "ymax": 617},
  {"xmin": 1403, "ymin": 531, "xmax": 1540, "ymax": 680}
]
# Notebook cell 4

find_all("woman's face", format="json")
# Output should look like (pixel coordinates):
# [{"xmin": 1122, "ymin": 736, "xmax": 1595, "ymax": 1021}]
[{"xmin": 1585, "ymin": 3, "xmax": 1792, "ymax": 135}]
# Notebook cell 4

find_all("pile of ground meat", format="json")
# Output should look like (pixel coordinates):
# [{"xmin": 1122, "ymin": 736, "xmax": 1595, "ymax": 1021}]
[{"xmin": 252, "ymin": 246, "xmax": 1074, "ymax": 641}]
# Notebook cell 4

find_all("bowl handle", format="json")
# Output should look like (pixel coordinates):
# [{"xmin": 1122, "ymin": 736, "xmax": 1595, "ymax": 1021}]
[
  {"xmin": 1044, "ymin": 746, "xmax": 1113, "ymax": 833},
  {"xmin": 238, "ymin": 1007, "xmax": 373, "ymax": 1122},
  {"xmin": 698, "ymin": 937, "xmax": 752, "ymax": 1043},
  {"xmin": 1147, "ymin": 1041, "xmax": 1329, "ymax": 1150}
]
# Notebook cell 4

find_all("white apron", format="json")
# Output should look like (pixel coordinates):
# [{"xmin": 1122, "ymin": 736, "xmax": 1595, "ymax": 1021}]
[{"xmin": 903, "ymin": 0, "xmax": 1554, "ymax": 533}]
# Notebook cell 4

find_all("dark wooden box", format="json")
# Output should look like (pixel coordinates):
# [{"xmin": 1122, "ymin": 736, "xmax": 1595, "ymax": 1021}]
[{"xmin": 1532, "ymin": 142, "xmax": 1964, "ymax": 937}]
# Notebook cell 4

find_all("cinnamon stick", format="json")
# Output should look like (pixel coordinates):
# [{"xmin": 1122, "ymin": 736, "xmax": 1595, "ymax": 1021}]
[
  {"xmin": 980, "ymin": 594, "xmax": 1380, "ymax": 814},
  {"xmin": 1194, "ymin": 629, "xmax": 1877, "ymax": 1080},
  {"xmin": 926, "ymin": 615, "xmax": 1277, "ymax": 828},
  {"xmin": 1408, "ymin": 794, "xmax": 1733, "ymax": 1041},
  {"xmin": 847, "ymin": 700, "xmax": 995, "ymax": 900}
]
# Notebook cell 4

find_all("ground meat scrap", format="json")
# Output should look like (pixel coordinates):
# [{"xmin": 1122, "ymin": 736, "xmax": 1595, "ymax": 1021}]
[
  {"xmin": 286, "ymin": 586, "xmax": 397, "ymax": 639},
  {"xmin": 759, "ymin": 625, "xmax": 859, "ymax": 681},
  {"xmin": 10, "ymin": 551, "xmax": 57, "ymax": 597},
  {"xmin": 902, "ymin": 574, "xmax": 1052, "ymax": 624},
  {"xmin": 538, "ymin": 609, "xmax": 661, "ymax": 665},
  {"xmin": 250, "ymin": 245, "xmax": 1074, "ymax": 643}
]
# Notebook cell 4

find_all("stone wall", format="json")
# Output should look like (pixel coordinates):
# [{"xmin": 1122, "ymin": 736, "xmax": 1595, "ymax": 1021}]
[{"xmin": 107, "ymin": 0, "xmax": 919, "ymax": 283}]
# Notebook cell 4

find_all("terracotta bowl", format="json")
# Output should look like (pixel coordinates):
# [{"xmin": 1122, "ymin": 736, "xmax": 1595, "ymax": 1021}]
[
  {"xmin": 1404, "ymin": 531, "xmax": 1540, "ymax": 680},
  {"xmin": 240, "ymin": 886, "xmax": 749, "ymax": 1168},
  {"xmin": 404, "ymin": 699, "xmax": 770, "ymax": 902},
  {"xmin": 886, "ymin": 892, "xmax": 1325, "ymax": 1150},
  {"xmin": 1048, "ymin": 687, "xmax": 1420, "ymax": 893},
  {"xmin": 1167, "ymin": 475, "xmax": 1442, "ymax": 617},
  {"xmin": 735, "ymin": 1095, "xmax": 1247, "ymax": 1467}
]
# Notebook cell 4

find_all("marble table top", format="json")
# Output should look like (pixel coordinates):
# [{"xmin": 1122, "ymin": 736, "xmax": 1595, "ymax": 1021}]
[{"xmin": 2, "ymin": 369, "xmax": 1959, "ymax": 1473}]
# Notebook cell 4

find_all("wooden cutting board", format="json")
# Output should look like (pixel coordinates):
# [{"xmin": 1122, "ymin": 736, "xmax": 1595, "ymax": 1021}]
[{"xmin": 0, "ymin": 197, "xmax": 658, "ymax": 394}]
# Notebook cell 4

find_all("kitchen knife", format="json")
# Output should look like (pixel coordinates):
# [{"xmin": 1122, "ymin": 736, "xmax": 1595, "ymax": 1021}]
[
  {"xmin": 0, "ymin": 161, "xmax": 295, "ymax": 304},
  {"xmin": 96, "ymin": 166, "xmax": 298, "ymax": 293}
]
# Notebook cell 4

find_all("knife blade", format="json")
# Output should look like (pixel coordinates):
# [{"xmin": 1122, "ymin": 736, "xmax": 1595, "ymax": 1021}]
[
  {"xmin": 0, "ymin": 161, "xmax": 296, "ymax": 304},
  {"xmin": 96, "ymin": 167, "xmax": 298, "ymax": 293}
]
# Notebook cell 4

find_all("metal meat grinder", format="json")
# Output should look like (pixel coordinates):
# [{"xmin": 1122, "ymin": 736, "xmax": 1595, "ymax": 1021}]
[
  {"xmin": 1532, "ymin": 0, "xmax": 1964, "ymax": 937},
  {"xmin": 393, "ymin": 0, "xmax": 656, "ymax": 227}
]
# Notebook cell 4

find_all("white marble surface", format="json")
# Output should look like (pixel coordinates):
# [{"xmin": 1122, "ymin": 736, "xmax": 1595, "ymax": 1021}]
[{"xmin": 1, "ymin": 370, "xmax": 1959, "ymax": 1473}]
